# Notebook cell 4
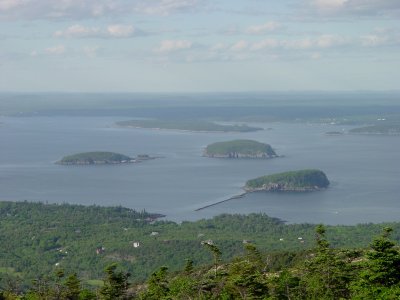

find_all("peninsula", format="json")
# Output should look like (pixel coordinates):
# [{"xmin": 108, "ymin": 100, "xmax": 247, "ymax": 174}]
[
  {"xmin": 115, "ymin": 119, "xmax": 263, "ymax": 132},
  {"xmin": 204, "ymin": 140, "xmax": 277, "ymax": 158},
  {"xmin": 56, "ymin": 152, "xmax": 155, "ymax": 165},
  {"xmin": 244, "ymin": 169, "xmax": 330, "ymax": 192}
]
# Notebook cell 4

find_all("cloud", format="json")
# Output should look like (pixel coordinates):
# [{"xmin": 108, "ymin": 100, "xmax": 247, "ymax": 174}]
[
  {"xmin": 45, "ymin": 45, "xmax": 66, "ymax": 55},
  {"xmin": 133, "ymin": 0, "xmax": 205, "ymax": 15},
  {"xmin": 250, "ymin": 35, "xmax": 350, "ymax": 51},
  {"xmin": 54, "ymin": 24, "xmax": 136, "ymax": 39},
  {"xmin": 308, "ymin": 0, "xmax": 400, "ymax": 17},
  {"xmin": 246, "ymin": 21, "xmax": 283, "ymax": 35},
  {"xmin": 0, "ymin": 0, "xmax": 206, "ymax": 20},
  {"xmin": 157, "ymin": 40, "xmax": 192, "ymax": 52},
  {"xmin": 250, "ymin": 39, "xmax": 279, "ymax": 51},
  {"xmin": 230, "ymin": 40, "xmax": 248, "ymax": 51},
  {"xmin": 54, "ymin": 24, "xmax": 100, "ymax": 38},
  {"xmin": 106, "ymin": 24, "xmax": 134, "ymax": 38}
]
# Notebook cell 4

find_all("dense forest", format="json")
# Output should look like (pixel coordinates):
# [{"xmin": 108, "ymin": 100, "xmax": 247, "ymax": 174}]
[
  {"xmin": 2, "ymin": 219, "xmax": 400, "ymax": 299},
  {"xmin": 57, "ymin": 152, "xmax": 134, "ymax": 165},
  {"xmin": 245, "ymin": 170, "xmax": 330, "ymax": 192},
  {"xmin": 204, "ymin": 140, "xmax": 277, "ymax": 158},
  {"xmin": 2, "ymin": 201, "xmax": 400, "ymax": 299}
]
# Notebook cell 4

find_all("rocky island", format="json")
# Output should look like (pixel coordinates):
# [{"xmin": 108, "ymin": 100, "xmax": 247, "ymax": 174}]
[
  {"xmin": 56, "ymin": 152, "xmax": 155, "ymax": 165},
  {"xmin": 203, "ymin": 140, "xmax": 277, "ymax": 158},
  {"xmin": 244, "ymin": 169, "xmax": 329, "ymax": 192}
]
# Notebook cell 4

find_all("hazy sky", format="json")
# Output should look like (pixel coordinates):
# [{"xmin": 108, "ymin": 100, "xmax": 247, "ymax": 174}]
[{"xmin": 0, "ymin": 0, "xmax": 399, "ymax": 92}]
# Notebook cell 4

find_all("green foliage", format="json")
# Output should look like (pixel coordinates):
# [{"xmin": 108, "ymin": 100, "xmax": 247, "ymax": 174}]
[
  {"xmin": 3, "ymin": 226, "xmax": 400, "ymax": 299},
  {"xmin": 140, "ymin": 266, "xmax": 169, "ymax": 300},
  {"xmin": 245, "ymin": 169, "xmax": 330, "ymax": 191},
  {"xmin": 99, "ymin": 264, "xmax": 130, "ymax": 300},
  {"xmin": 3, "ymin": 201, "xmax": 400, "ymax": 293},
  {"xmin": 58, "ymin": 152, "xmax": 133, "ymax": 164},
  {"xmin": 299, "ymin": 225, "xmax": 352, "ymax": 299},
  {"xmin": 204, "ymin": 139, "xmax": 276, "ymax": 157},
  {"xmin": 116, "ymin": 119, "xmax": 263, "ymax": 132},
  {"xmin": 351, "ymin": 227, "xmax": 400, "ymax": 299}
]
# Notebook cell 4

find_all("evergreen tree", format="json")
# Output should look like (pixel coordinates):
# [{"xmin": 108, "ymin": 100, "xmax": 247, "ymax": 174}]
[
  {"xmin": 64, "ymin": 273, "xmax": 81, "ymax": 300},
  {"xmin": 351, "ymin": 227, "xmax": 400, "ymax": 299},
  {"xmin": 99, "ymin": 264, "xmax": 130, "ymax": 300},
  {"xmin": 299, "ymin": 225, "xmax": 351, "ymax": 299},
  {"xmin": 140, "ymin": 266, "xmax": 169, "ymax": 300}
]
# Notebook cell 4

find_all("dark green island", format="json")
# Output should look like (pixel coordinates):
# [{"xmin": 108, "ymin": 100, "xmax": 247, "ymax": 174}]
[
  {"xmin": 245, "ymin": 169, "xmax": 330, "ymax": 192},
  {"xmin": 116, "ymin": 119, "xmax": 263, "ymax": 132},
  {"xmin": 203, "ymin": 139, "xmax": 277, "ymax": 158},
  {"xmin": 56, "ymin": 152, "xmax": 155, "ymax": 165}
]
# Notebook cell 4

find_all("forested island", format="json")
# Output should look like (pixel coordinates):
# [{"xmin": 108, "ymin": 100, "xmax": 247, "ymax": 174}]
[
  {"xmin": 116, "ymin": 119, "xmax": 263, "ymax": 132},
  {"xmin": 2, "ymin": 201, "xmax": 400, "ymax": 299},
  {"xmin": 56, "ymin": 152, "xmax": 155, "ymax": 165},
  {"xmin": 349, "ymin": 123, "xmax": 400, "ymax": 135},
  {"xmin": 245, "ymin": 169, "xmax": 330, "ymax": 192},
  {"xmin": 203, "ymin": 140, "xmax": 277, "ymax": 158},
  {"xmin": 57, "ymin": 152, "xmax": 133, "ymax": 165}
]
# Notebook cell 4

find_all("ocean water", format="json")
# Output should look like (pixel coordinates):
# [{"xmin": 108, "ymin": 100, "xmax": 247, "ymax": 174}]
[{"xmin": 0, "ymin": 115, "xmax": 399, "ymax": 225}]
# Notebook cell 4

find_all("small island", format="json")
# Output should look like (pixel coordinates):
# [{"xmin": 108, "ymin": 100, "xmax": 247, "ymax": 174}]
[
  {"xmin": 56, "ymin": 151, "xmax": 156, "ymax": 165},
  {"xmin": 204, "ymin": 140, "xmax": 277, "ymax": 158},
  {"xmin": 116, "ymin": 119, "xmax": 263, "ymax": 133},
  {"xmin": 325, "ymin": 131, "xmax": 344, "ymax": 136},
  {"xmin": 244, "ymin": 169, "xmax": 330, "ymax": 192}
]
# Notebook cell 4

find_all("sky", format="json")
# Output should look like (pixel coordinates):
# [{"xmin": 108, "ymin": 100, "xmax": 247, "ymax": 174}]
[{"xmin": 0, "ymin": 0, "xmax": 399, "ymax": 93}]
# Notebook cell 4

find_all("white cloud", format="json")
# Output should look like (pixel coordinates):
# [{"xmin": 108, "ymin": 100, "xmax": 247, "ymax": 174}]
[
  {"xmin": 54, "ymin": 24, "xmax": 100, "ymax": 38},
  {"xmin": 250, "ymin": 39, "xmax": 279, "ymax": 51},
  {"xmin": 157, "ymin": 40, "xmax": 192, "ymax": 52},
  {"xmin": 312, "ymin": 0, "xmax": 348, "ymax": 10},
  {"xmin": 0, "ymin": 0, "xmax": 205, "ymax": 20},
  {"xmin": 230, "ymin": 40, "xmax": 248, "ymax": 51},
  {"xmin": 106, "ymin": 24, "xmax": 134, "ymax": 38},
  {"xmin": 54, "ymin": 24, "xmax": 136, "ymax": 39},
  {"xmin": 133, "ymin": 0, "xmax": 204, "ymax": 16},
  {"xmin": 45, "ymin": 45, "xmax": 66, "ymax": 55},
  {"xmin": 246, "ymin": 21, "xmax": 282, "ymax": 35},
  {"xmin": 0, "ymin": 0, "xmax": 24, "ymax": 11},
  {"xmin": 309, "ymin": 0, "xmax": 400, "ymax": 17}
]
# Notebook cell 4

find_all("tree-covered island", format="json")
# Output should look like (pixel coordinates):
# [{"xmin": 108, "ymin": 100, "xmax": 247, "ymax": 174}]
[
  {"xmin": 56, "ymin": 152, "xmax": 156, "ymax": 165},
  {"xmin": 115, "ymin": 119, "xmax": 263, "ymax": 132},
  {"xmin": 245, "ymin": 169, "xmax": 330, "ymax": 192},
  {"xmin": 204, "ymin": 139, "xmax": 277, "ymax": 158},
  {"xmin": 349, "ymin": 123, "xmax": 400, "ymax": 135}
]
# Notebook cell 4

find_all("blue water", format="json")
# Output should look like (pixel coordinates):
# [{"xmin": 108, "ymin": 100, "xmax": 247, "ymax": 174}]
[{"xmin": 0, "ymin": 115, "xmax": 399, "ymax": 225}]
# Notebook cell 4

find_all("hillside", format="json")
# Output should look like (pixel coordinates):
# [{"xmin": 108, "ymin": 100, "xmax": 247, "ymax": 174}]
[{"xmin": 2, "ymin": 200, "xmax": 400, "ymax": 291}]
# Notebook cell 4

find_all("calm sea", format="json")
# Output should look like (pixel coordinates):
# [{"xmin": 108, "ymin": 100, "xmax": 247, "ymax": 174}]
[{"xmin": 0, "ymin": 115, "xmax": 399, "ymax": 225}]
